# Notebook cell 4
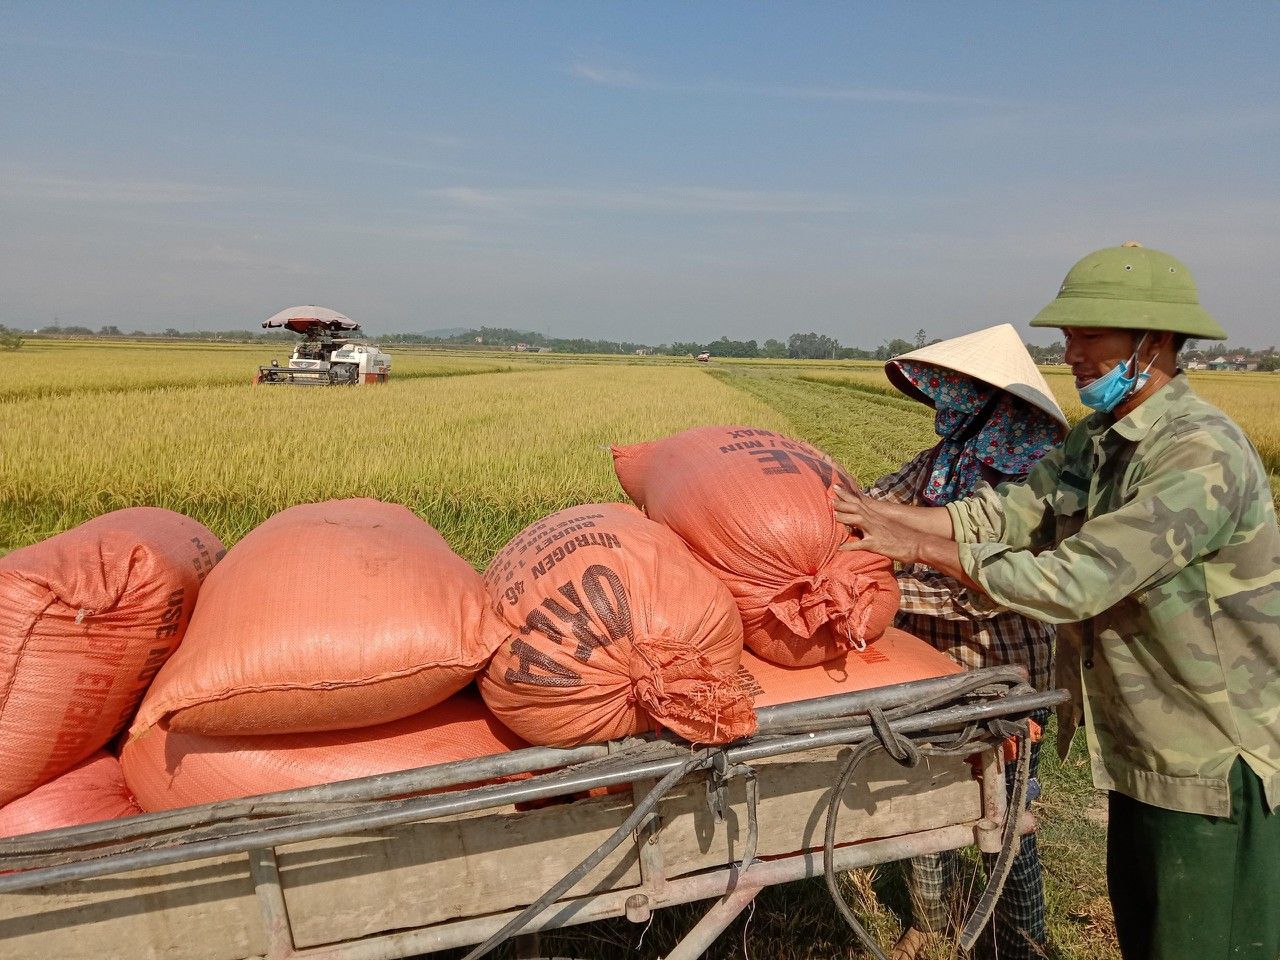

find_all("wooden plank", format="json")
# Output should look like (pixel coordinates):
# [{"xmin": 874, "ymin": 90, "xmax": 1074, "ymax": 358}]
[
  {"xmin": 277, "ymin": 796, "xmax": 643, "ymax": 949},
  {"xmin": 656, "ymin": 747, "xmax": 982, "ymax": 879},
  {"xmin": 0, "ymin": 854, "xmax": 265, "ymax": 960}
]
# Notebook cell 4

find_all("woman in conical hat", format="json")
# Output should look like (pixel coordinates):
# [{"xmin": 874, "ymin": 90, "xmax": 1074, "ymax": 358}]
[
  {"xmin": 882, "ymin": 323, "xmax": 1068, "ymax": 506},
  {"xmin": 868, "ymin": 323, "xmax": 1066, "ymax": 960}
]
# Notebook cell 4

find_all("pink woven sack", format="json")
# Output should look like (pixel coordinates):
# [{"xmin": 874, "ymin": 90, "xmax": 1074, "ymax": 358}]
[
  {"xmin": 131, "ymin": 499, "xmax": 504, "ymax": 737},
  {"xmin": 0, "ymin": 751, "xmax": 142, "ymax": 838},
  {"xmin": 480, "ymin": 503, "xmax": 755, "ymax": 746},
  {"xmin": 613, "ymin": 426, "xmax": 899, "ymax": 667},
  {"xmin": 122, "ymin": 690, "xmax": 526, "ymax": 811},
  {"xmin": 0, "ymin": 508, "xmax": 222, "ymax": 804}
]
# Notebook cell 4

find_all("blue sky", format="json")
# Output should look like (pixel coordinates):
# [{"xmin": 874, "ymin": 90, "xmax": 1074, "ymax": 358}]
[{"xmin": 2, "ymin": 3, "xmax": 1277, "ymax": 346}]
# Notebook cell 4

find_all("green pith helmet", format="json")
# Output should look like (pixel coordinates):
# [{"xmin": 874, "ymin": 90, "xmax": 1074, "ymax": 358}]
[{"xmin": 1030, "ymin": 242, "xmax": 1228, "ymax": 338}]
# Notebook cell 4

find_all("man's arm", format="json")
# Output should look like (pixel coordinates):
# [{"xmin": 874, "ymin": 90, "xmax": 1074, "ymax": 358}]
[
  {"xmin": 936, "ymin": 428, "xmax": 1239, "ymax": 623},
  {"xmin": 836, "ymin": 434, "xmax": 1070, "ymax": 597}
]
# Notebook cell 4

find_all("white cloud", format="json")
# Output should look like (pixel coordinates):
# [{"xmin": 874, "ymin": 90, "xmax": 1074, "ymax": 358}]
[
  {"xmin": 567, "ymin": 63, "xmax": 657, "ymax": 89},
  {"xmin": 0, "ymin": 33, "xmax": 201, "ymax": 61},
  {"xmin": 0, "ymin": 171, "xmax": 236, "ymax": 204},
  {"xmin": 744, "ymin": 82, "xmax": 998, "ymax": 106},
  {"xmin": 343, "ymin": 151, "xmax": 471, "ymax": 174},
  {"xmin": 401, "ymin": 133, "xmax": 465, "ymax": 149},
  {"xmin": 568, "ymin": 61, "xmax": 997, "ymax": 107},
  {"xmin": 425, "ymin": 185, "xmax": 863, "ymax": 216}
]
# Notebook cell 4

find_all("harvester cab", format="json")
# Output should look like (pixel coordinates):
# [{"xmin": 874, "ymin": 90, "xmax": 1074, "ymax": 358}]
[{"xmin": 255, "ymin": 306, "xmax": 391, "ymax": 386}]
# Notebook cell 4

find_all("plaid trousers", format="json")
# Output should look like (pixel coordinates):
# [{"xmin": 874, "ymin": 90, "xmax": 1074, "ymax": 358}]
[{"xmin": 909, "ymin": 712, "xmax": 1048, "ymax": 959}]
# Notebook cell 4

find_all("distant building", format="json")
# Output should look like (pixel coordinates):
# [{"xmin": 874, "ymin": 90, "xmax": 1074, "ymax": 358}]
[{"xmin": 1208, "ymin": 355, "xmax": 1258, "ymax": 372}]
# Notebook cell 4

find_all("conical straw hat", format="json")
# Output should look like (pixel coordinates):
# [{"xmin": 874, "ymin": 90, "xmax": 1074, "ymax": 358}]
[{"xmin": 885, "ymin": 323, "xmax": 1068, "ymax": 430}]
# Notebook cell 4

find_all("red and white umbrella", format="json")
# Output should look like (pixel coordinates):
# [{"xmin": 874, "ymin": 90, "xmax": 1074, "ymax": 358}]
[{"xmin": 262, "ymin": 305, "xmax": 359, "ymax": 334}]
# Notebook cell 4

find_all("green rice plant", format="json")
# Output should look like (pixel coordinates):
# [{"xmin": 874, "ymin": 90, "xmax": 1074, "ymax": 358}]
[
  {"xmin": 711, "ymin": 369, "xmax": 937, "ymax": 485},
  {"xmin": 796, "ymin": 371, "xmax": 911, "ymax": 401}
]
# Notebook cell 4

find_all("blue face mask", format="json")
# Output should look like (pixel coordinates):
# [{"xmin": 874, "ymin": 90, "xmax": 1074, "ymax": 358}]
[{"xmin": 1077, "ymin": 335, "xmax": 1155, "ymax": 413}]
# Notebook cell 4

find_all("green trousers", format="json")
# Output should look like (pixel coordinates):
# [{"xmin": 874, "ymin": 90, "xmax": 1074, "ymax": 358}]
[{"xmin": 1107, "ymin": 758, "xmax": 1279, "ymax": 960}]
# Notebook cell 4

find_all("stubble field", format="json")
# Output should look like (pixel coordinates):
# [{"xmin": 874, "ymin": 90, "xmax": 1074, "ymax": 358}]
[{"xmin": 7, "ymin": 338, "xmax": 1276, "ymax": 959}]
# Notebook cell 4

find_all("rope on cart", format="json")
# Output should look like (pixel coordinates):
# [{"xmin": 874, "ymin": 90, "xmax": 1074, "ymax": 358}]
[
  {"xmin": 823, "ymin": 736, "xmax": 896, "ymax": 960},
  {"xmin": 458, "ymin": 747, "xmax": 716, "ymax": 960},
  {"xmin": 820, "ymin": 711, "xmax": 1034, "ymax": 959},
  {"xmin": 957, "ymin": 717, "xmax": 1032, "ymax": 951}
]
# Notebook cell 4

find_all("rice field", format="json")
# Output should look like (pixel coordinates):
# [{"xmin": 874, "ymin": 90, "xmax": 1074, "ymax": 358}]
[
  {"xmin": 0, "ymin": 350, "xmax": 787, "ymax": 561},
  {"xmin": 7, "ymin": 339, "xmax": 1276, "ymax": 959},
  {"xmin": 1, "ymin": 339, "xmax": 525, "ymax": 402}
]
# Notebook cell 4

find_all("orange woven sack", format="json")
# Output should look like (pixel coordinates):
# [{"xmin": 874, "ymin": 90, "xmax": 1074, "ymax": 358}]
[
  {"xmin": 613, "ymin": 426, "xmax": 900, "ymax": 667},
  {"xmin": 737, "ymin": 627, "xmax": 963, "ymax": 709},
  {"xmin": 121, "ymin": 689, "xmax": 527, "ymax": 811},
  {"xmin": 0, "ymin": 508, "xmax": 223, "ymax": 805},
  {"xmin": 480, "ymin": 503, "xmax": 755, "ymax": 747},
  {"xmin": 0, "ymin": 751, "xmax": 142, "ymax": 838},
  {"xmin": 131, "ymin": 499, "xmax": 503, "ymax": 738}
]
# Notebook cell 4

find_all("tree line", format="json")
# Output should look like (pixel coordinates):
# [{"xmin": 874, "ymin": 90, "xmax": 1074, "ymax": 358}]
[
  {"xmin": 5, "ymin": 323, "xmax": 1276, "ymax": 366},
  {"xmin": 13, "ymin": 323, "xmax": 295, "ymax": 341},
  {"xmin": 380, "ymin": 326, "xmax": 936, "ymax": 360}
]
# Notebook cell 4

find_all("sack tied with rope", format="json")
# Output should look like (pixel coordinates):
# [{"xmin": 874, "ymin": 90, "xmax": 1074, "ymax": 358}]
[
  {"xmin": 613, "ymin": 426, "xmax": 900, "ymax": 667},
  {"xmin": 480, "ymin": 503, "xmax": 755, "ymax": 746}
]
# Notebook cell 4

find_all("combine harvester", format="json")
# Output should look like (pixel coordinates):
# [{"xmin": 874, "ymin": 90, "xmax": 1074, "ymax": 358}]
[
  {"xmin": 255, "ymin": 306, "xmax": 391, "ymax": 386},
  {"xmin": 0, "ymin": 666, "xmax": 1063, "ymax": 960}
]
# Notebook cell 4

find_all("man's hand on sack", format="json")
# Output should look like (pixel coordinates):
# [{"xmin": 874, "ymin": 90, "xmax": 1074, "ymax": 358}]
[
  {"xmin": 831, "ymin": 485, "xmax": 982, "ymax": 593},
  {"xmin": 830, "ymin": 484, "xmax": 924, "ymax": 564}
]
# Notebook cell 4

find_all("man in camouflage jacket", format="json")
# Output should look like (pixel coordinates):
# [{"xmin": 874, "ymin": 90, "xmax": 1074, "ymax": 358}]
[{"xmin": 832, "ymin": 244, "xmax": 1279, "ymax": 960}]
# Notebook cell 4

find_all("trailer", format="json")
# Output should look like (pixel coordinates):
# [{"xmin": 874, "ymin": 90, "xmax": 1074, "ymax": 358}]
[{"xmin": 0, "ymin": 667, "xmax": 1064, "ymax": 960}]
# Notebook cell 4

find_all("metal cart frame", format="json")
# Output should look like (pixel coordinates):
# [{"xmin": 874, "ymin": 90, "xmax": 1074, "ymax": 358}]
[{"xmin": 0, "ymin": 667, "xmax": 1064, "ymax": 960}]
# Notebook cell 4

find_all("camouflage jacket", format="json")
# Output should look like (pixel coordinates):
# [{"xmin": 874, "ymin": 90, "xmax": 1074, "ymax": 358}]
[{"xmin": 946, "ymin": 375, "xmax": 1280, "ymax": 816}]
